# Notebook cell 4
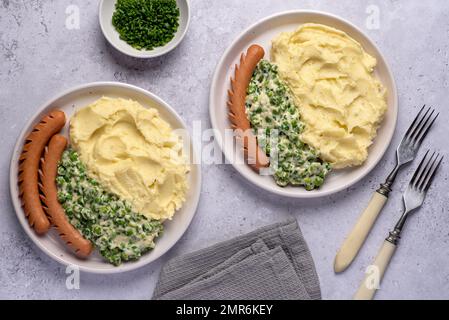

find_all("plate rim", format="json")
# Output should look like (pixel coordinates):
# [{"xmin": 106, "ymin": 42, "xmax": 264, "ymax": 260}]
[
  {"xmin": 209, "ymin": 9, "xmax": 398, "ymax": 199},
  {"xmin": 9, "ymin": 81, "xmax": 202, "ymax": 274}
]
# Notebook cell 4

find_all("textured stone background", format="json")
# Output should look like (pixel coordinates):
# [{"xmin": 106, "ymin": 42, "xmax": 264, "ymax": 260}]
[{"xmin": 1, "ymin": 0, "xmax": 448, "ymax": 300}]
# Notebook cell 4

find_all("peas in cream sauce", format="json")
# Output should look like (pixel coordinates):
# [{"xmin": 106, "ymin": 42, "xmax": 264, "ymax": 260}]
[
  {"xmin": 57, "ymin": 149, "xmax": 163, "ymax": 266},
  {"xmin": 245, "ymin": 60, "xmax": 331, "ymax": 190}
]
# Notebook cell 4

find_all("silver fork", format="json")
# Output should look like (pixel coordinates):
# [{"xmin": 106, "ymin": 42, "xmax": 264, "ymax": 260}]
[
  {"xmin": 334, "ymin": 106, "xmax": 439, "ymax": 273},
  {"xmin": 354, "ymin": 151, "xmax": 443, "ymax": 300}
]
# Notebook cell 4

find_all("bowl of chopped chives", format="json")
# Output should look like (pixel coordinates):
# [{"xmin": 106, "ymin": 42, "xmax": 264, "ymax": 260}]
[{"xmin": 99, "ymin": 0, "xmax": 190, "ymax": 58}]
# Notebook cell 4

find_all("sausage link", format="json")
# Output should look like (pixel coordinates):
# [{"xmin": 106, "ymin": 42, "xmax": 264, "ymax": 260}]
[
  {"xmin": 18, "ymin": 110, "xmax": 66, "ymax": 234},
  {"xmin": 39, "ymin": 135, "xmax": 93, "ymax": 258},
  {"xmin": 227, "ymin": 44, "xmax": 270, "ymax": 172}
]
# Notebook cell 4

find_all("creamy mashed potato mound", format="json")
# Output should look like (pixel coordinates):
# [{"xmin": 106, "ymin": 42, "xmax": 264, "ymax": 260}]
[
  {"xmin": 271, "ymin": 23, "xmax": 387, "ymax": 168},
  {"xmin": 70, "ymin": 97, "xmax": 189, "ymax": 220}
]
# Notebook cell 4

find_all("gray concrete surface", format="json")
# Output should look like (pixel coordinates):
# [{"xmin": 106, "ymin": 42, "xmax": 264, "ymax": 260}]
[{"xmin": 1, "ymin": 0, "xmax": 448, "ymax": 300}]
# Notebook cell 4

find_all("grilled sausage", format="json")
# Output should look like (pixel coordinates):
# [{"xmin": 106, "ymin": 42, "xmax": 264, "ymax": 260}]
[
  {"xmin": 39, "ymin": 134, "xmax": 93, "ymax": 258},
  {"xmin": 228, "ymin": 44, "xmax": 270, "ymax": 172},
  {"xmin": 18, "ymin": 110, "xmax": 66, "ymax": 234}
]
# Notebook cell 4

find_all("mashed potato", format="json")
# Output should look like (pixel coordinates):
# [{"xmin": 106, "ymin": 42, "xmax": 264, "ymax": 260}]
[
  {"xmin": 271, "ymin": 23, "xmax": 387, "ymax": 168},
  {"xmin": 70, "ymin": 97, "xmax": 189, "ymax": 221}
]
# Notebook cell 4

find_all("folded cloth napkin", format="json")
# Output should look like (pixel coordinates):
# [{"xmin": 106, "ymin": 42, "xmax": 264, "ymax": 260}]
[{"xmin": 152, "ymin": 219, "xmax": 321, "ymax": 300}]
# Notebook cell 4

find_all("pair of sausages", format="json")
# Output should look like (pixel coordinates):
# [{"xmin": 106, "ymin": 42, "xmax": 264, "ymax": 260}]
[
  {"xmin": 228, "ymin": 44, "xmax": 270, "ymax": 172},
  {"xmin": 18, "ymin": 110, "xmax": 92, "ymax": 258}
]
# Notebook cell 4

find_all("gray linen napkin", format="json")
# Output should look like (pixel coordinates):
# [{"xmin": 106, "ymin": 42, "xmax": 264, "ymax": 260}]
[{"xmin": 152, "ymin": 219, "xmax": 321, "ymax": 300}]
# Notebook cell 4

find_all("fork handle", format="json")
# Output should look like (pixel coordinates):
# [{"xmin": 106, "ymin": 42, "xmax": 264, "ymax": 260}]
[
  {"xmin": 334, "ymin": 192, "xmax": 388, "ymax": 273},
  {"xmin": 353, "ymin": 240, "xmax": 397, "ymax": 300}
]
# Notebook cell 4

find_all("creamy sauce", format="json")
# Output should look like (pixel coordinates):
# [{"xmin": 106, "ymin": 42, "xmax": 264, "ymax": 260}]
[{"xmin": 246, "ymin": 60, "xmax": 331, "ymax": 190}]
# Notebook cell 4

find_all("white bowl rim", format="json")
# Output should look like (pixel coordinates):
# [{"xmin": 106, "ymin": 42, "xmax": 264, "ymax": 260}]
[
  {"xmin": 9, "ymin": 81, "xmax": 202, "ymax": 274},
  {"xmin": 98, "ymin": 0, "xmax": 191, "ymax": 59},
  {"xmin": 209, "ymin": 10, "xmax": 398, "ymax": 199}
]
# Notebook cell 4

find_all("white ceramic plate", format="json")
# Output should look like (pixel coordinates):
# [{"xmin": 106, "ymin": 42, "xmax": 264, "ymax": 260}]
[
  {"xmin": 209, "ymin": 10, "xmax": 398, "ymax": 198},
  {"xmin": 10, "ymin": 82, "xmax": 201, "ymax": 273},
  {"xmin": 99, "ymin": 0, "xmax": 190, "ymax": 58}
]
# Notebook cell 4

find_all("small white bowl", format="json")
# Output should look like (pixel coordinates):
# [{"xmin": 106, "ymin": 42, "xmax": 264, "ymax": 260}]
[{"xmin": 99, "ymin": 0, "xmax": 190, "ymax": 58}]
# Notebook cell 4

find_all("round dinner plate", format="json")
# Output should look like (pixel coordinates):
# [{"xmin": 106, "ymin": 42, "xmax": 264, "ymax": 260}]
[
  {"xmin": 209, "ymin": 10, "xmax": 398, "ymax": 198},
  {"xmin": 10, "ymin": 82, "xmax": 202, "ymax": 274}
]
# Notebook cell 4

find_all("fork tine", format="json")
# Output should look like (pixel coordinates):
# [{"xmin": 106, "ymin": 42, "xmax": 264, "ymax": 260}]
[
  {"xmin": 407, "ymin": 106, "xmax": 432, "ymax": 143},
  {"xmin": 404, "ymin": 105, "xmax": 426, "ymax": 139},
  {"xmin": 411, "ymin": 108, "xmax": 434, "ymax": 139},
  {"xmin": 415, "ymin": 113, "xmax": 439, "ymax": 146},
  {"xmin": 423, "ymin": 155, "xmax": 443, "ymax": 192},
  {"xmin": 410, "ymin": 150, "xmax": 429, "ymax": 186},
  {"xmin": 416, "ymin": 152, "xmax": 437, "ymax": 190}
]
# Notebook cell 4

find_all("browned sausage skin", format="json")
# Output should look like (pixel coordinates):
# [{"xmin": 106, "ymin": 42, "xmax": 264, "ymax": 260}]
[
  {"xmin": 18, "ymin": 110, "xmax": 66, "ymax": 234},
  {"xmin": 39, "ymin": 135, "xmax": 93, "ymax": 258},
  {"xmin": 228, "ymin": 44, "xmax": 270, "ymax": 172}
]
